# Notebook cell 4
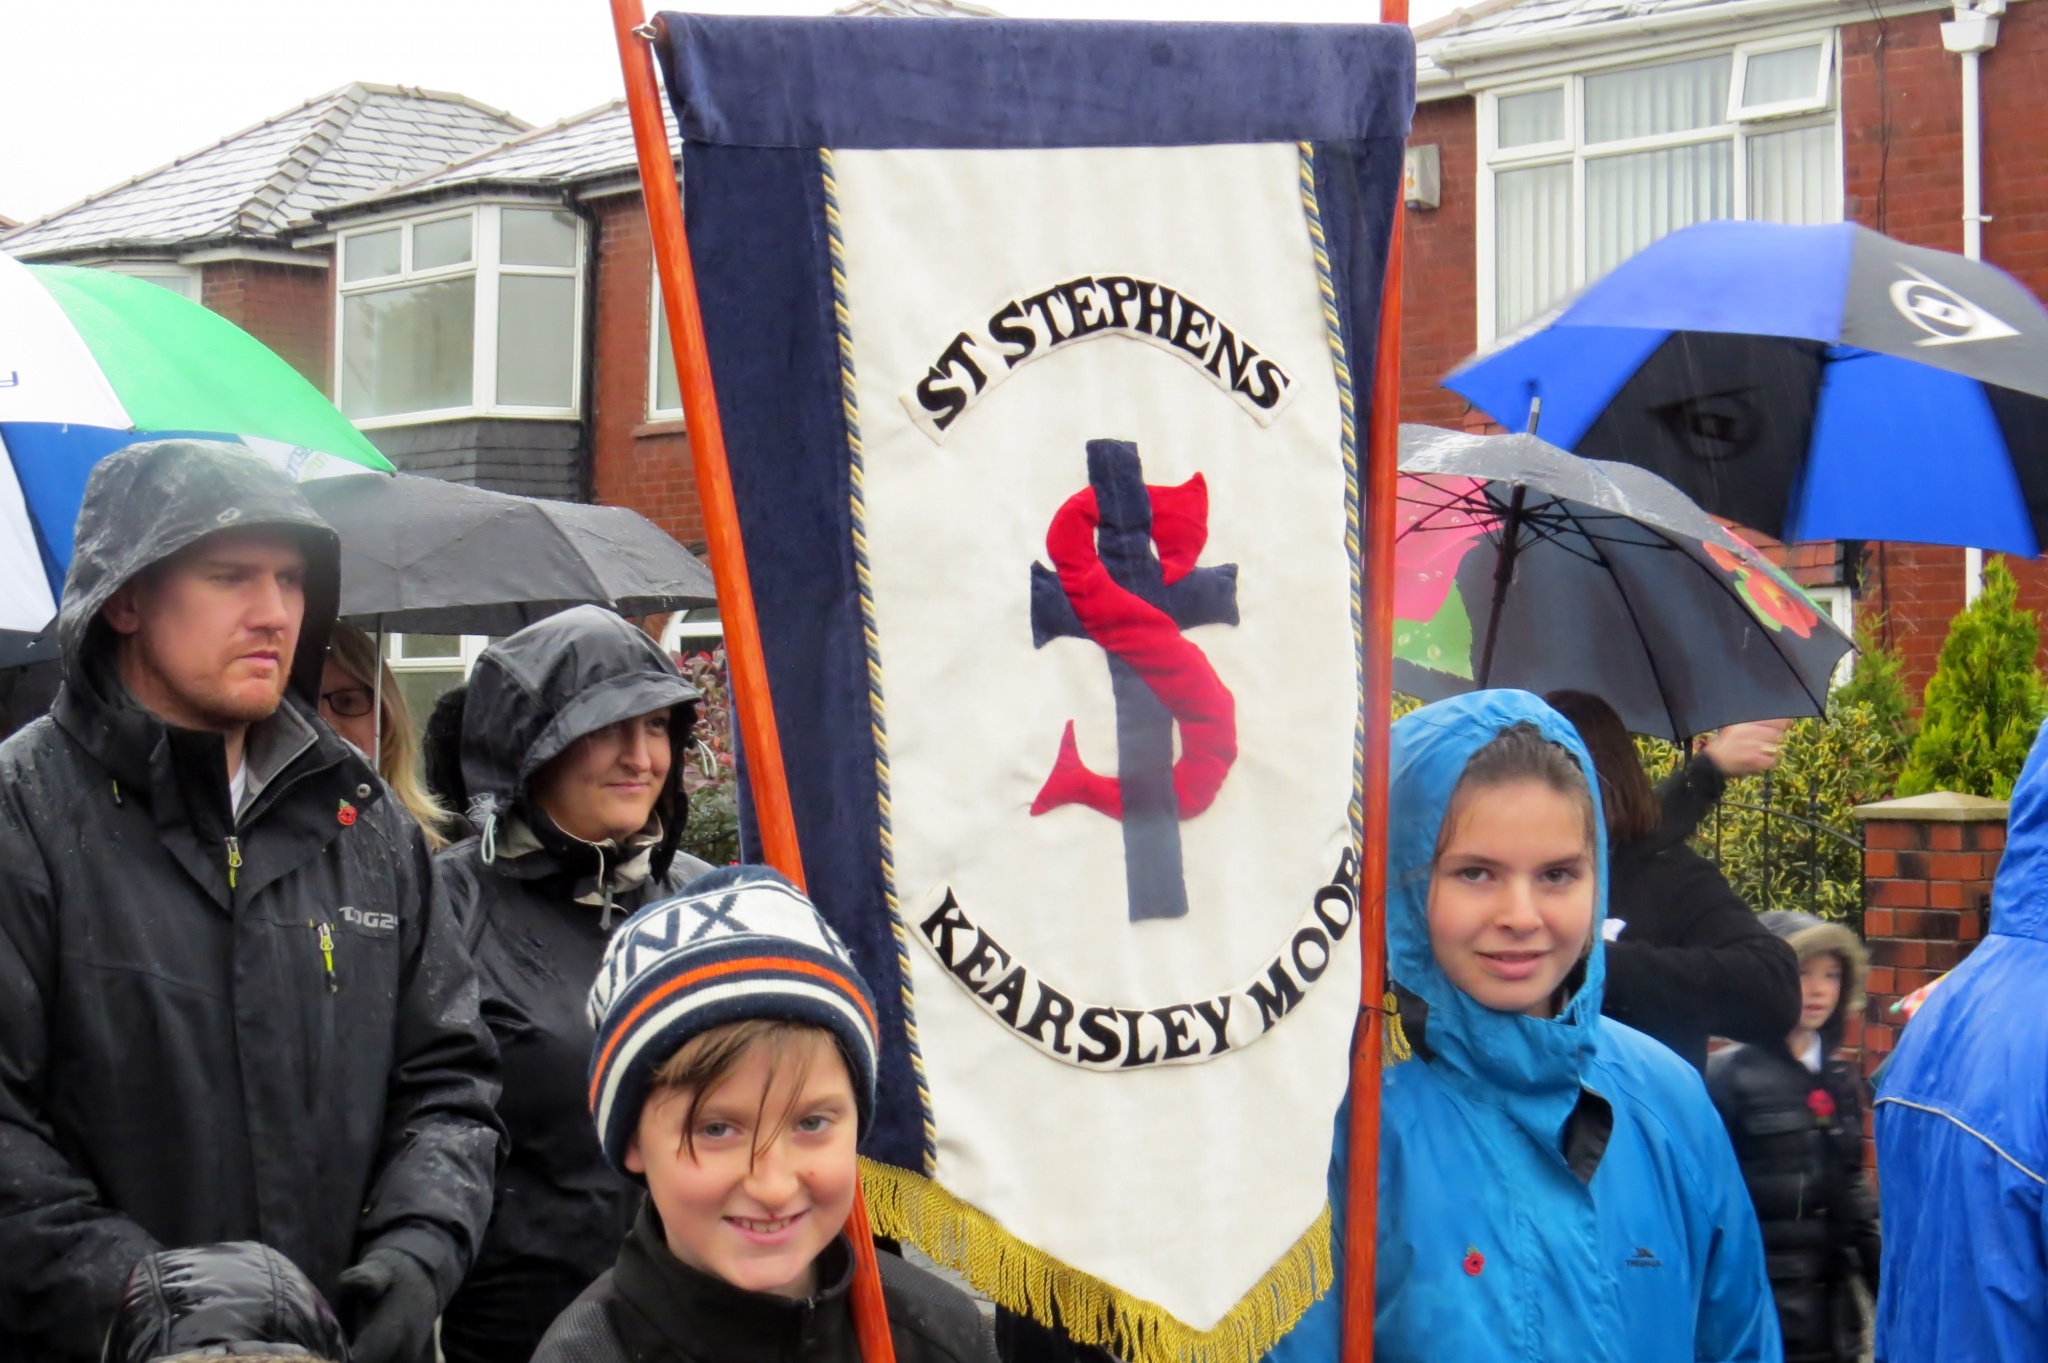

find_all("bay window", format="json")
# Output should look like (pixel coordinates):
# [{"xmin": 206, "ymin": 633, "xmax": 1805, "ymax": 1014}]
[
  {"xmin": 1482, "ymin": 33, "xmax": 1840, "ymax": 339},
  {"xmin": 337, "ymin": 205, "xmax": 584, "ymax": 424}
]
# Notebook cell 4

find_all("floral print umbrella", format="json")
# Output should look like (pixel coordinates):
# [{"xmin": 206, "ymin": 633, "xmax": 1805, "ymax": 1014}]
[{"xmin": 1394, "ymin": 424, "xmax": 1849, "ymax": 742}]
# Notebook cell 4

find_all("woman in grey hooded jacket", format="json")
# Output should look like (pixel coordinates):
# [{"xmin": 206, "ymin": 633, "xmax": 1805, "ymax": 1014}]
[{"xmin": 436, "ymin": 606, "xmax": 713, "ymax": 1363}]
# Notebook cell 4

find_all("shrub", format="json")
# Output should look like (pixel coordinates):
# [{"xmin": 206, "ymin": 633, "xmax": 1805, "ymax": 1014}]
[
  {"xmin": 676, "ymin": 646, "xmax": 741, "ymax": 867},
  {"xmin": 1689, "ymin": 701, "xmax": 1911, "ymax": 926},
  {"xmin": 1897, "ymin": 557, "xmax": 2048, "ymax": 800}
]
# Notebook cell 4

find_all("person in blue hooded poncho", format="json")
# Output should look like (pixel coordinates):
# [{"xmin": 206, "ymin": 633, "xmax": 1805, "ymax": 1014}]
[
  {"xmin": 1266, "ymin": 692, "xmax": 1778, "ymax": 1363},
  {"xmin": 1874, "ymin": 716, "xmax": 2048, "ymax": 1362}
]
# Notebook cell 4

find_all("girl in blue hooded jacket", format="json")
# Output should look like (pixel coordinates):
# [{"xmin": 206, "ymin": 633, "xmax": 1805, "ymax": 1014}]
[{"xmin": 1268, "ymin": 691, "xmax": 1778, "ymax": 1363}]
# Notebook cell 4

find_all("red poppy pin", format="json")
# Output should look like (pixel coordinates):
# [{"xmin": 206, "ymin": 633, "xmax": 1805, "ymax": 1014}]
[
  {"xmin": 1463, "ymin": 1247, "xmax": 1485, "ymax": 1277},
  {"xmin": 337, "ymin": 800, "xmax": 357, "ymax": 827},
  {"xmin": 1807, "ymin": 1087, "xmax": 1836, "ymax": 1122}
]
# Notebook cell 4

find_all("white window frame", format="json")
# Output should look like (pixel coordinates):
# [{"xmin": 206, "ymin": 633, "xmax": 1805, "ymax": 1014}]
[
  {"xmin": 334, "ymin": 202, "xmax": 586, "ymax": 429},
  {"xmin": 1477, "ymin": 31, "xmax": 1843, "ymax": 345},
  {"xmin": 1806, "ymin": 584, "xmax": 1856, "ymax": 687},
  {"xmin": 1729, "ymin": 33, "xmax": 1836, "ymax": 123},
  {"xmin": 648, "ymin": 277, "xmax": 685, "ymax": 422},
  {"xmin": 661, "ymin": 608, "xmax": 722, "ymax": 653},
  {"xmin": 384, "ymin": 632, "xmax": 492, "ymax": 675},
  {"xmin": 93, "ymin": 261, "xmax": 201, "ymax": 301}
]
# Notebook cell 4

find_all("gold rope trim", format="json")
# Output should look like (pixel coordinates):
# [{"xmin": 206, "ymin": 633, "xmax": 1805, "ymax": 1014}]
[
  {"xmin": 862, "ymin": 1159, "xmax": 1332, "ymax": 1363},
  {"xmin": 1382, "ymin": 989, "xmax": 1413, "ymax": 1067}
]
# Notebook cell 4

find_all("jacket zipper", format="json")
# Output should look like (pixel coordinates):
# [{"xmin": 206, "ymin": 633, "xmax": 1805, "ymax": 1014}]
[
  {"xmin": 224, "ymin": 836, "xmax": 242, "ymax": 890},
  {"xmin": 316, "ymin": 921, "xmax": 337, "ymax": 993}
]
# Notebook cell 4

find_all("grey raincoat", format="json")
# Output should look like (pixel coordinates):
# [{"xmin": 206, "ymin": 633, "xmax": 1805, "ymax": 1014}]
[
  {"xmin": 0, "ymin": 441, "xmax": 503, "ymax": 1362},
  {"xmin": 436, "ymin": 606, "xmax": 708, "ymax": 1363}
]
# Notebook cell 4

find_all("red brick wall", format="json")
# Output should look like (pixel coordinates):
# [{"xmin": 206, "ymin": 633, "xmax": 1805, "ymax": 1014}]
[
  {"xmin": 1856, "ymin": 810, "xmax": 2002, "ymax": 1167},
  {"xmin": 1983, "ymin": 0, "xmax": 2048, "ymax": 303},
  {"xmin": 589, "ymin": 192, "xmax": 705, "ymax": 549},
  {"xmin": 1839, "ymin": 4, "xmax": 2048, "ymax": 702},
  {"xmin": 1399, "ymin": 97, "xmax": 1482, "ymax": 429},
  {"xmin": 201, "ymin": 259, "xmax": 333, "ymax": 396}
]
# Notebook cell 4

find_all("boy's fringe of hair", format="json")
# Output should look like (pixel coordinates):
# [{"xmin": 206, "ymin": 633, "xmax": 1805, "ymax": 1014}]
[{"xmin": 860, "ymin": 1159, "xmax": 1333, "ymax": 1363}]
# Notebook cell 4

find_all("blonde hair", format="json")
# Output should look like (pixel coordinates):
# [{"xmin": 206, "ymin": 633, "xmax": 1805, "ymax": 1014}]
[{"xmin": 327, "ymin": 622, "xmax": 450, "ymax": 849}]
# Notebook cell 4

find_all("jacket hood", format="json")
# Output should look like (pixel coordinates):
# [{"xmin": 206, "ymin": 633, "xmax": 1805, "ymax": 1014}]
[
  {"xmin": 1390, "ymin": 691, "xmax": 1608, "ymax": 1119},
  {"xmin": 104, "ymin": 1242, "xmax": 350, "ymax": 1363},
  {"xmin": 58, "ymin": 439, "xmax": 341, "ymax": 704},
  {"xmin": 1991, "ymin": 715, "xmax": 2048, "ymax": 943},
  {"xmin": 1760, "ymin": 909, "xmax": 1868, "ymax": 1039},
  {"xmin": 460, "ymin": 605, "xmax": 699, "ymax": 858}
]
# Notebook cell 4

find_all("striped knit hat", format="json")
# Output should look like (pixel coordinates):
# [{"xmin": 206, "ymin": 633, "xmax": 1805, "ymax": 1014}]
[{"xmin": 586, "ymin": 865, "xmax": 880, "ymax": 1174}]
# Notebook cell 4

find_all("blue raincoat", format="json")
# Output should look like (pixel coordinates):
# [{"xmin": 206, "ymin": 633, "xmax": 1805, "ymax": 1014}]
[
  {"xmin": 1267, "ymin": 691, "xmax": 1778, "ymax": 1363},
  {"xmin": 1874, "ymin": 718, "xmax": 2048, "ymax": 1362}
]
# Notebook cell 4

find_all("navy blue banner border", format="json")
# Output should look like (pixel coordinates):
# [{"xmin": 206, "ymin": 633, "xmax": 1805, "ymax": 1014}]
[{"xmin": 668, "ymin": 18, "xmax": 1408, "ymax": 1171}]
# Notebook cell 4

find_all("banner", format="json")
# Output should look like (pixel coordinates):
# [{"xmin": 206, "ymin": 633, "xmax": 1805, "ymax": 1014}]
[{"xmin": 658, "ymin": 17, "xmax": 1412, "ymax": 1360}]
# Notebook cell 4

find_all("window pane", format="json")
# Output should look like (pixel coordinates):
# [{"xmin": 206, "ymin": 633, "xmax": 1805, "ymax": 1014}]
[
  {"xmin": 412, "ymin": 214, "xmax": 472, "ymax": 270},
  {"xmin": 1748, "ymin": 123, "xmax": 1834, "ymax": 224},
  {"xmin": 501, "ymin": 208, "xmax": 579, "ymax": 267},
  {"xmin": 340, "ymin": 277, "xmax": 476, "ymax": 419},
  {"xmin": 654, "ymin": 301, "xmax": 682, "ymax": 414},
  {"xmin": 394, "ymin": 669, "xmax": 463, "ymax": 740},
  {"xmin": 1586, "ymin": 140, "xmax": 1733, "ymax": 278},
  {"xmin": 1743, "ymin": 44, "xmax": 1823, "ymax": 108},
  {"xmin": 398, "ymin": 633, "xmax": 462, "ymax": 659},
  {"xmin": 1498, "ymin": 88, "xmax": 1564, "ymax": 149},
  {"xmin": 497, "ymin": 273, "xmax": 577, "ymax": 408},
  {"xmin": 1584, "ymin": 54, "xmax": 1733, "ymax": 143},
  {"xmin": 343, "ymin": 228, "xmax": 401, "ymax": 283},
  {"xmin": 1496, "ymin": 163, "xmax": 1571, "ymax": 334}
]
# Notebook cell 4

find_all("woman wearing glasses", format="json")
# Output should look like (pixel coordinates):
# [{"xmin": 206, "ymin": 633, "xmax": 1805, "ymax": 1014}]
[{"xmin": 319, "ymin": 621, "xmax": 453, "ymax": 849}]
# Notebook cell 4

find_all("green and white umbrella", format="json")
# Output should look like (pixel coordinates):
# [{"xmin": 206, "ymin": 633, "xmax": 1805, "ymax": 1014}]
[{"xmin": 0, "ymin": 252, "xmax": 391, "ymax": 641}]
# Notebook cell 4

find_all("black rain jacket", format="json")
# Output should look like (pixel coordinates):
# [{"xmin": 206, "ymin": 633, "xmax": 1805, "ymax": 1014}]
[
  {"xmin": 436, "ymin": 607, "xmax": 707, "ymax": 1363},
  {"xmin": 1709, "ymin": 914, "xmax": 1880, "ymax": 1363},
  {"xmin": 530, "ymin": 1204, "xmax": 996, "ymax": 1363},
  {"xmin": 0, "ymin": 441, "xmax": 502, "ymax": 1362},
  {"xmin": 1600, "ymin": 775, "xmax": 1801, "ymax": 1070}
]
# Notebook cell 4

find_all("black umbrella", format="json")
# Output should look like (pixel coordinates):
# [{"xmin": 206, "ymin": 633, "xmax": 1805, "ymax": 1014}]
[
  {"xmin": 1395, "ymin": 425, "xmax": 1852, "ymax": 741},
  {"xmin": 301, "ymin": 472, "xmax": 718, "ymax": 635}
]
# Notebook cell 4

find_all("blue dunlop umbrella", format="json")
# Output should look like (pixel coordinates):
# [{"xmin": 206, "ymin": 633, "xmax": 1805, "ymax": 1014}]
[
  {"xmin": 1446, "ymin": 220, "xmax": 2048, "ymax": 553},
  {"xmin": 1395, "ymin": 425, "xmax": 1852, "ymax": 742}
]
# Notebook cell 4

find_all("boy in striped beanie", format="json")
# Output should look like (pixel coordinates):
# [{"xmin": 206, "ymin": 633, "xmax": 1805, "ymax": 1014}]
[{"xmin": 533, "ymin": 866, "xmax": 994, "ymax": 1363}]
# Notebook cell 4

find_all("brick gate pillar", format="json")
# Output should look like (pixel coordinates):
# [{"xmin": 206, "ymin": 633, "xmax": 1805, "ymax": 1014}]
[{"xmin": 1851, "ymin": 792, "xmax": 2008, "ymax": 1168}]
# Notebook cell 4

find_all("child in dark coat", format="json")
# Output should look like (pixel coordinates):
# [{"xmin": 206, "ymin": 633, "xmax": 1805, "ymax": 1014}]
[
  {"xmin": 531, "ymin": 866, "xmax": 995, "ymax": 1363},
  {"xmin": 1708, "ymin": 911, "xmax": 1881, "ymax": 1363}
]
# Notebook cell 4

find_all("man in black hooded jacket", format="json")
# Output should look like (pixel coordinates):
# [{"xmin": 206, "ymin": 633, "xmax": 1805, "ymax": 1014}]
[{"xmin": 0, "ymin": 441, "xmax": 502, "ymax": 1363}]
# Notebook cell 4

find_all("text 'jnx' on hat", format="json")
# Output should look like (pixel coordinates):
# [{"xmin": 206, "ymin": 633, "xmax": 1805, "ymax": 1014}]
[{"xmin": 586, "ymin": 865, "xmax": 880, "ymax": 1174}]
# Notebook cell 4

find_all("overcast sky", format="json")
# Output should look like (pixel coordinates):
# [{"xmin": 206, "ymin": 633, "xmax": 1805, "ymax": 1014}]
[{"xmin": 0, "ymin": 0, "xmax": 1454, "ymax": 226}]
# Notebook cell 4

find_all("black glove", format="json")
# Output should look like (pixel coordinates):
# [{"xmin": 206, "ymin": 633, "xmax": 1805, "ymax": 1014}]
[{"xmin": 337, "ymin": 1247, "xmax": 438, "ymax": 1363}]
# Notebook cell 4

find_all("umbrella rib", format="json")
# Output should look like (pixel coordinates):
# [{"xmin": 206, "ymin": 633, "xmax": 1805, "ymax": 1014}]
[{"xmin": 1553, "ymin": 499, "xmax": 1689, "ymax": 740}]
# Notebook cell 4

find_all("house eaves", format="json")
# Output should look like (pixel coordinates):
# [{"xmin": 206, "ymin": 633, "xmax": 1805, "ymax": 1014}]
[
  {"xmin": 312, "ymin": 99, "xmax": 676, "ymax": 229},
  {"xmin": 1419, "ymin": 0, "xmax": 1953, "ymax": 95}
]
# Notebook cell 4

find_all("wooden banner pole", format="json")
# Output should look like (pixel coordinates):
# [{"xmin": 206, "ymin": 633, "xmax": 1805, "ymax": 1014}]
[
  {"xmin": 1344, "ymin": 2, "xmax": 1409, "ymax": 1361},
  {"xmin": 605, "ymin": 7, "xmax": 898, "ymax": 1362}
]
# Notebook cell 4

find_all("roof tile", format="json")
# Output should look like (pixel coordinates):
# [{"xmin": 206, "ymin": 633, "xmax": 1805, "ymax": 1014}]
[{"xmin": 3, "ymin": 84, "xmax": 528, "ymax": 258}]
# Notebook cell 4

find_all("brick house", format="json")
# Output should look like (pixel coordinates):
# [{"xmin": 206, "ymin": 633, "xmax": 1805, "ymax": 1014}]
[
  {"xmin": 8, "ymin": 0, "xmax": 2045, "ymax": 699},
  {"xmin": 2, "ymin": 84, "xmax": 528, "ymax": 393},
  {"xmin": 1404, "ymin": 0, "xmax": 2048, "ymax": 698}
]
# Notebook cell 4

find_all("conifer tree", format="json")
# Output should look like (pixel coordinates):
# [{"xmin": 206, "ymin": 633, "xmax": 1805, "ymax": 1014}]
[
  {"xmin": 1897, "ymin": 558, "xmax": 2048, "ymax": 799},
  {"xmin": 1833, "ymin": 615, "xmax": 1915, "ymax": 771}
]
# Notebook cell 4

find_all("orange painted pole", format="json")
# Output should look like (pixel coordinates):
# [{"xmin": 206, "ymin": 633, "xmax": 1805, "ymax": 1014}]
[
  {"xmin": 605, "ymin": 7, "xmax": 897, "ymax": 1362},
  {"xmin": 1342, "ymin": 1, "xmax": 1409, "ymax": 1361}
]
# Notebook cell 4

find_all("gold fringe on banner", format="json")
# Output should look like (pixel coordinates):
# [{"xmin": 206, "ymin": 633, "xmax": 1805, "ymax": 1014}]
[{"xmin": 861, "ymin": 1159, "xmax": 1333, "ymax": 1363}]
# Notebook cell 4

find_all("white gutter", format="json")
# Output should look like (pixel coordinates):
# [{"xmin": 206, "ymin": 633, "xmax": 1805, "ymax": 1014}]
[
  {"xmin": 1944, "ymin": 0, "xmax": 2003, "ymax": 601},
  {"xmin": 1431, "ymin": 0, "xmax": 1935, "ymax": 64}
]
